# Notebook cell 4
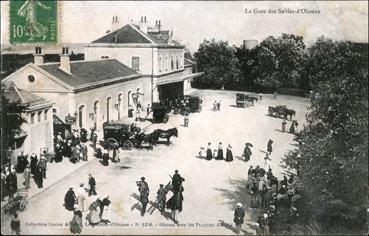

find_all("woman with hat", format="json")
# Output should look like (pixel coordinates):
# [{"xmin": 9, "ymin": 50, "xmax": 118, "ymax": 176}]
[
  {"xmin": 225, "ymin": 144, "xmax": 233, "ymax": 162},
  {"xmin": 30, "ymin": 152, "xmax": 38, "ymax": 175},
  {"xmin": 234, "ymin": 202, "xmax": 245, "ymax": 234},
  {"xmin": 216, "ymin": 142, "xmax": 224, "ymax": 160},
  {"xmin": 205, "ymin": 143, "xmax": 212, "ymax": 160}
]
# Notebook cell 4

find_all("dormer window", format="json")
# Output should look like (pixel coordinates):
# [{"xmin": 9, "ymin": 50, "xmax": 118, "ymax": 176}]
[
  {"xmin": 131, "ymin": 56, "xmax": 140, "ymax": 71},
  {"xmin": 28, "ymin": 75, "xmax": 35, "ymax": 83}
]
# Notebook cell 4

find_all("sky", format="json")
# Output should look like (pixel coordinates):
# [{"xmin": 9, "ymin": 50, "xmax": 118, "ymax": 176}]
[{"xmin": 1, "ymin": 1, "xmax": 368, "ymax": 52}]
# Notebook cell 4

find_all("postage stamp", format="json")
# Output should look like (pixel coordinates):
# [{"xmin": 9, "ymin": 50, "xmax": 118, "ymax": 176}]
[{"xmin": 9, "ymin": 0, "xmax": 58, "ymax": 44}]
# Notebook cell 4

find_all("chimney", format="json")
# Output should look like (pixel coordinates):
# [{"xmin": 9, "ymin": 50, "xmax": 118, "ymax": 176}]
[
  {"xmin": 111, "ymin": 16, "xmax": 119, "ymax": 32},
  {"xmin": 33, "ymin": 47, "xmax": 44, "ymax": 65},
  {"xmin": 154, "ymin": 20, "xmax": 161, "ymax": 32},
  {"xmin": 59, "ymin": 47, "xmax": 71, "ymax": 74},
  {"xmin": 139, "ymin": 16, "xmax": 148, "ymax": 34}
]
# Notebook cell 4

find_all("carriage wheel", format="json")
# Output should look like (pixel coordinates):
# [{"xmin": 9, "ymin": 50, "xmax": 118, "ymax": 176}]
[
  {"xmin": 106, "ymin": 138, "xmax": 119, "ymax": 150},
  {"xmin": 123, "ymin": 140, "xmax": 133, "ymax": 150}
]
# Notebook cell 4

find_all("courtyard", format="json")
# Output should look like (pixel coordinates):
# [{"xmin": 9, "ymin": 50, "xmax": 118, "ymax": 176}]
[{"xmin": 1, "ymin": 89, "xmax": 309, "ymax": 235}]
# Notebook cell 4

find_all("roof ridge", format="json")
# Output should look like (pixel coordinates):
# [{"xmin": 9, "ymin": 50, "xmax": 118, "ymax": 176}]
[{"xmin": 128, "ymin": 24, "xmax": 156, "ymax": 44}]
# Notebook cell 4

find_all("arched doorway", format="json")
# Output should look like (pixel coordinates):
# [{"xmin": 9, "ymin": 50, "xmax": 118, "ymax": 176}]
[
  {"xmin": 106, "ymin": 97, "xmax": 112, "ymax": 122},
  {"xmin": 78, "ymin": 105, "xmax": 85, "ymax": 128},
  {"xmin": 93, "ymin": 101, "xmax": 100, "ymax": 130},
  {"xmin": 118, "ymin": 94, "xmax": 122, "ymax": 120}
]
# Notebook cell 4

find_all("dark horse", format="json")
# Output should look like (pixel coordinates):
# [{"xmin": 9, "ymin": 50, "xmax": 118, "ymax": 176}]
[
  {"xmin": 153, "ymin": 128, "xmax": 178, "ymax": 145},
  {"xmin": 135, "ymin": 132, "xmax": 158, "ymax": 149}
]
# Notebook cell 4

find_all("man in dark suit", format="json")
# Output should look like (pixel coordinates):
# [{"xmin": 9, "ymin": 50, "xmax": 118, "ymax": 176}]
[
  {"xmin": 172, "ymin": 170, "xmax": 185, "ymax": 192},
  {"xmin": 88, "ymin": 174, "xmax": 97, "ymax": 196}
]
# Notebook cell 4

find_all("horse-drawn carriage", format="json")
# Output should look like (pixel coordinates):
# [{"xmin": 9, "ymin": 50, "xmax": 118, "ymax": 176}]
[
  {"xmin": 152, "ymin": 103, "xmax": 169, "ymax": 123},
  {"xmin": 268, "ymin": 105, "xmax": 295, "ymax": 120},
  {"xmin": 101, "ymin": 121, "xmax": 141, "ymax": 150},
  {"xmin": 236, "ymin": 93, "xmax": 258, "ymax": 108}
]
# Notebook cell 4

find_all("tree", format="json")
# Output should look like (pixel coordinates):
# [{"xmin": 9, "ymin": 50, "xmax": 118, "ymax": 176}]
[
  {"xmin": 253, "ymin": 34, "xmax": 308, "ymax": 89},
  {"xmin": 194, "ymin": 39, "xmax": 240, "ymax": 89},
  {"xmin": 1, "ymin": 86, "xmax": 28, "ymax": 166},
  {"xmin": 283, "ymin": 38, "xmax": 368, "ymax": 234},
  {"xmin": 235, "ymin": 45, "xmax": 259, "ymax": 89}
]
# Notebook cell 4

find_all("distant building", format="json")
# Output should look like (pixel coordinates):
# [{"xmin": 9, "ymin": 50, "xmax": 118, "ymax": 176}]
[
  {"xmin": 243, "ymin": 39, "xmax": 258, "ymax": 50},
  {"xmin": 85, "ymin": 16, "xmax": 202, "ymax": 101},
  {"xmin": 2, "ymin": 82, "xmax": 54, "ymax": 159}
]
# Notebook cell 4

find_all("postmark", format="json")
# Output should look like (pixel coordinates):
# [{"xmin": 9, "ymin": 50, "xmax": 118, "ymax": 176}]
[{"xmin": 9, "ymin": 0, "xmax": 58, "ymax": 44}]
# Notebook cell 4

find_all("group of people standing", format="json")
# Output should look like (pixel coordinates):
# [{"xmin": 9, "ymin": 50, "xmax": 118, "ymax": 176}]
[
  {"xmin": 136, "ymin": 170, "xmax": 185, "ymax": 223},
  {"xmin": 213, "ymin": 100, "xmax": 221, "ymax": 111},
  {"xmin": 54, "ymin": 129, "xmax": 89, "ymax": 164},
  {"xmin": 281, "ymin": 120, "xmax": 299, "ymax": 134},
  {"xmin": 198, "ymin": 142, "xmax": 234, "ymax": 162}
]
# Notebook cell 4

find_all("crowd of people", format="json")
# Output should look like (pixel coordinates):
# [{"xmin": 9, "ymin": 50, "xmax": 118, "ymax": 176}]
[
  {"xmin": 198, "ymin": 142, "xmax": 234, "ymax": 162},
  {"xmin": 245, "ymin": 165, "xmax": 302, "ymax": 235}
]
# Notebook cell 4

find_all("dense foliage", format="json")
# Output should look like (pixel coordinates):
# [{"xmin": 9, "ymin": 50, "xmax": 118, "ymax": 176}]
[
  {"xmin": 193, "ymin": 39, "xmax": 240, "ymax": 89},
  {"xmin": 283, "ymin": 38, "xmax": 368, "ymax": 234}
]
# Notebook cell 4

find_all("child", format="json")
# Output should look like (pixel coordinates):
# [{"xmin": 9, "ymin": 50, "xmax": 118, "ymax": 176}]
[
  {"xmin": 184, "ymin": 115, "xmax": 189, "ymax": 127},
  {"xmin": 198, "ymin": 147, "xmax": 206, "ymax": 159}
]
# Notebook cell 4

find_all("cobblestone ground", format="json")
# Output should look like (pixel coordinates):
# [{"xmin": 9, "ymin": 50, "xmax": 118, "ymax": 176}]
[{"xmin": 1, "ymin": 89, "xmax": 309, "ymax": 235}]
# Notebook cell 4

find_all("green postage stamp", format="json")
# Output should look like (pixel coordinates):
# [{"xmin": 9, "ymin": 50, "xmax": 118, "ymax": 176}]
[{"xmin": 9, "ymin": 0, "xmax": 58, "ymax": 44}]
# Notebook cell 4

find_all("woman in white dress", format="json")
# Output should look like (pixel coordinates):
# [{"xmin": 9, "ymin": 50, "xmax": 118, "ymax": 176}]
[{"xmin": 77, "ymin": 183, "xmax": 86, "ymax": 212}]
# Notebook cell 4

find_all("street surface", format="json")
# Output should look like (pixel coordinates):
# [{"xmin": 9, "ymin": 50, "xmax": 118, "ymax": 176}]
[{"xmin": 1, "ymin": 89, "xmax": 309, "ymax": 235}]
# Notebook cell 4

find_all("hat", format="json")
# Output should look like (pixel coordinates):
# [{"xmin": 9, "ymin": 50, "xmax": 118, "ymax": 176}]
[
  {"xmin": 160, "ymin": 184, "xmax": 164, "ymax": 187},
  {"xmin": 236, "ymin": 202, "xmax": 243, "ymax": 207},
  {"xmin": 79, "ymin": 183, "xmax": 84, "ymax": 187},
  {"xmin": 88, "ymin": 173, "xmax": 92, "ymax": 176},
  {"xmin": 175, "ymin": 170, "xmax": 178, "ymax": 173},
  {"xmin": 208, "ymin": 142, "xmax": 211, "ymax": 145},
  {"xmin": 141, "ymin": 177, "xmax": 145, "ymax": 180},
  {"xmin": 263, "ymin": 213, "xmax": 268, "ymax": 219}
]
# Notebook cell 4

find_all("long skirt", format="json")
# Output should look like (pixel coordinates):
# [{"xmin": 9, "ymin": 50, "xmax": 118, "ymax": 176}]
[
  {"xmin": 216, "ymin": 149, "xmax": 224, "ymax": 160},
  {"xmin": 225, "ymin": 149, "xmax": 233, "ymax": 162},
  {"xmin": 70, "ymin": 215, "xmax": 82, "ymax": 234},
  {"xmin": 87, "ymin": 209, "xmax": 101, "ymax": 225},
  {"xmin": 206, "ymin": 149, "xmax": 212, "ymax": 160}
]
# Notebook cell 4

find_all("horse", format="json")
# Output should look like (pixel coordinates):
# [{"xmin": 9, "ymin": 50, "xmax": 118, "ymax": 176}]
[
  {"xmin": 286, "ymin": 109, "xmax": 296, "ymax": 120},
  {"xmin": 153, "ymin": 128, "xmax": 178, "ymax": 145},
  {"xmin": 134, "ymin": 132, "xmax": 157, "ymax": 149}
]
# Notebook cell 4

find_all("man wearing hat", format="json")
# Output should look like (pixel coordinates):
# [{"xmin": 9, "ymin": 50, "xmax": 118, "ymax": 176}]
[
  {"xmin": 234, "ymin": 203, "xmax": 245, "ymax": 234},
  {"xmin": 64, "ymin": 186, "xmax": 76, "ymax": 211},
  {"xmin": 156, "ymin": 184, "xmax": 168, "ymax": 213},
  {"xmin": 137, "ymin": 177, "xmax": 149, "ymax": 216},
  {"xmin": 172, "ymin": 170, "xmax": 185, "ymax": 193},
  {"xmin": 267, "ymin": 139, "xmax": 273, "ymax": 155},
  {"xmin": 88, "ymin": 174, "xmax": 97, "ymax": 196},
  {"xmin": 243, "ymin": 144, "xmax": 252, "ymax": 162}
]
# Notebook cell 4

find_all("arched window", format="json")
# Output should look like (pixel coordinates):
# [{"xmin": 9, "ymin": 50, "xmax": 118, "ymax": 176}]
[
  {"xmin": 118, "ymin": 94, "xmax": 122, "ymax": 120},
  {"xmin": 93, "ymin": 101, "xmax": 100, "ymax": 129},
  {"xmin": 106, "ymin": 97, "xmax": 112, "ymax": 122},
  {"xmin": 159, "ymin": 57, "xmax": 162, "ymax": 72}
]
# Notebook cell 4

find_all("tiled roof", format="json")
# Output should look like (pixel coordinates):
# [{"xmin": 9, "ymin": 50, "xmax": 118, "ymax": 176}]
[
  {"xmin": 3, "ymin": 83, "xmax": 48, "ymax": 106},
  {"xmin": 91, "ymin": 24, "xmax": 184, "ymax": 47},
  {"xmin": 92, "ymin": 24, "xmax": 152, "ymax": 44},
  {"xmin": 39, "ymin": 59, "xmax": 140, "ymax": 88}
]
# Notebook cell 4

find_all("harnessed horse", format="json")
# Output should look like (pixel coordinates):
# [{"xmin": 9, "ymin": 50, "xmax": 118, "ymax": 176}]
[
  {"xmin": 153, "ymin": 128, "xmax": 178, "ymax": 145},
  {"xmin": 134, "ymin": 132, "xmax": 158, "ymax": 149}
]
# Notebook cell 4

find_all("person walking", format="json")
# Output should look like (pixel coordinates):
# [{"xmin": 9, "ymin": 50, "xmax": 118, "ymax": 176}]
[
  {"xmin": 243, "ymin": 144, "xmax": 252, "ymax": 162},
  {"xmin": 206, "ymin": 143, "xmax": 213, "ymax": 160},
  {"xmin": 77, "ymin": 183, "xmax": 86, "ymax": 212},
  {"xmin": 88, "ymin": 174, "xmax": 97, "ymax": 196},
  {"xmin": 282, "ymin": 120, "xmax": 287, "ymax": 132},
  {"xmin": 81, "ymin": 143, "xmax": 88, "ymax": 161},
  {"xmin": 157, "ymin": 184, "xmax": 168, "ymax": 213},
  {"xmin": 146, "ymin": 104, "xmax": 151, "ymax": 117},
  {"xmin": 225, "ymin": 144, "xmax": 233, "ymax": 162},
  {"xmin": 64, "ymin": 186, "xmax": 77, "ymax": 211},
  {"xmin": 34, "ymin": 165, "xmax": 43, "ymax": 189},
  {"xmin": 137, "ymin": 177, "xmax": 149, "ymax": 216},
  {"xmin": 30, "ymin": 152, "xmax": 38, "ymax": 176},
  {"xmin": 6, "ymin": 169, "xmax": 17, "ymax": 199},
  {"xmin": 39, "ymin": 155, "xmax": 47, "ymax": 179},
  {"xmin": 23, "ymin": 165, "xmax": 31, "ymax": 189},
  {"xmin": 267, "ymin": 139, "xmax": 273, "ymax": 155},
  {"xmin": 289, "ymin": 121, "xmax": 296, "ymax": 134},
  {"xmin": 172, "ymin": 170, "xmax": 185, "ymax": 192},
  {"xmin": 217, "ymin": 100, "xmax": 221, "ymax": 111},
  {"xmin": 259, "ymin": 93, "xmax": 263, "ymax": 101},
  {"xmin": 234, "ymin": 203, "xmax": 245, "ymax": 234},
  {"xmin": 183, "ymin": 115, "xmax": 189, "ymax": 127},
  {"xmin": 10, "ymin": 212, "xmax": 21, "ymax": 235},
  {"xmin": 264, "ymin": 154, "xmax": 271, "ymax": 170},
  {"xmin": 70, "ymin": 207, "xmax": 83, "ymax": 234},
  {"xmin": 273, "ymin": 92, "xmax": 277, "ymax": 100}
]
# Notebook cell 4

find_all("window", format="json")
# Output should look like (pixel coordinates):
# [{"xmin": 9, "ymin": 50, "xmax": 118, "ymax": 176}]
[
  {"xmin": 101, "ymin": 56, "xmax": 109, "ymax": 59},
  {"xmin": 171, "ymin": 57, "xmax": 174, "ymax": 70},
  {"xmin": 131, "ymin": 56, "xmax": 140, "ymax": 71},
  {"xmin": 31, "ymin": 113, "xmax": 35, "ymax": 124},
  {"xmin": 176, "ymin": 56, "xmax": 179, "ymax": 69},
  {"xmin": 165, "ymin": 57, "xmax": 168, "ymax": 71},
  {"xmin": 44, "ymin": 109, "xmax": 48, "ymax": 120},
  {"xmin": 181, "ymin": 56, "xmax": 183, "ymax": 68},
  {"xmin": 28, "ymin": 75, "xmax": 35, "ymax": 83},
  {"xmin": 159, "ymin": 57, "xmax": 162, "ymax": 72},
  {"xmin": 37, "ymin": 111, "xmax": 42, "ymax": 122}
]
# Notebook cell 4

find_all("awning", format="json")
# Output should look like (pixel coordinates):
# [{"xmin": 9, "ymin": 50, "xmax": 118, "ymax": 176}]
[{"xmin": 156, "ymin": 72, "xmax": 203, "ymax": 86}]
